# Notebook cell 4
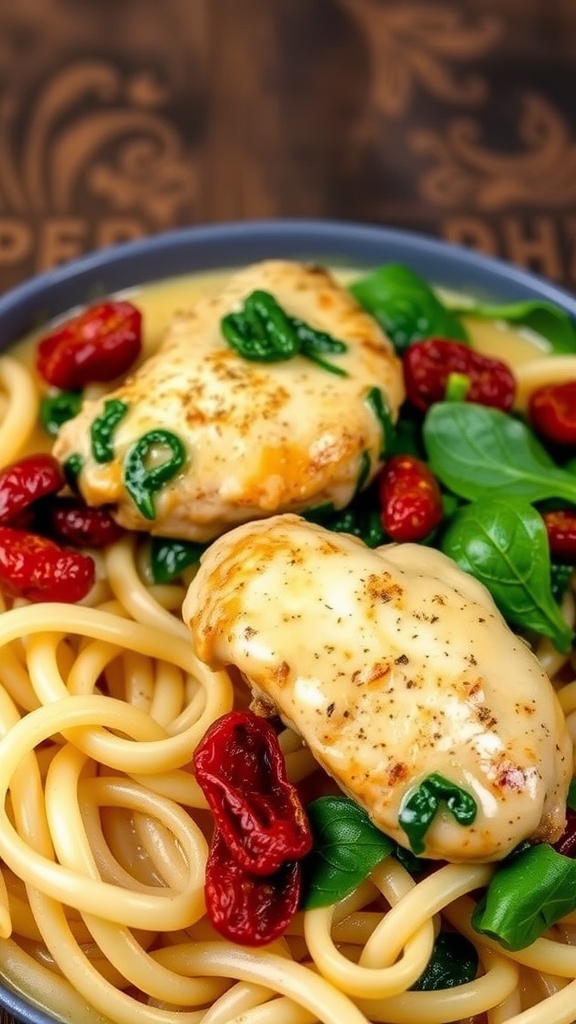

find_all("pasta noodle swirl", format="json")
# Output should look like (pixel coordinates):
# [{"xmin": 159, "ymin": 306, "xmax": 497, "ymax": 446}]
[{"xmin": 0, "ymin": 279, "xmax": 574, "ymax": 1024}]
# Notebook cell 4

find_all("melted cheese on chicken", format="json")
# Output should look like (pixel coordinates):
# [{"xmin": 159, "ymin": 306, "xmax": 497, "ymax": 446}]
[
  {"xmin": 53, "ymin": 261, "xmax": 403, "ymax": 541},
  {"xmin": 182, "ymin": 514, "xmax": 572, "ymax": 862}
]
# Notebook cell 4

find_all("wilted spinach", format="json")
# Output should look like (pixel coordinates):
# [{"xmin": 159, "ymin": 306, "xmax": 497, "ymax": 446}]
[
  {"xmin": 350, "ymin": 264, "xmax": 469, "ymax": 354},
  {"xmin": 441, "ymin": 495, "xmax": 574, "ymax": 653},
  {"xmin": 424, "ymin": 402, "xmax": 576, "ymax": 504}
]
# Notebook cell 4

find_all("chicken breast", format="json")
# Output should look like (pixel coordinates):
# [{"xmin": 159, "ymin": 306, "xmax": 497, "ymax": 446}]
[
  {"xmin": 53, "ymin": 261, "xmax": 403, "ymax": 541},
  {"xmin": 182, "ymin": 514, "xmax": 572, "ymax": 862}
]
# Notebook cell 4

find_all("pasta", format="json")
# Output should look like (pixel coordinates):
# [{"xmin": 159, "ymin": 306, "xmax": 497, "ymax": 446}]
[{"xmin": 0, "ymin": 267, "xmax": 573, "ymax": 1024}]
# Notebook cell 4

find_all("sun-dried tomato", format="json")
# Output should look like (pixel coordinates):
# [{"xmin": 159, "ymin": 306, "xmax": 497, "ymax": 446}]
[
  {"xmin": 193, "ymin": 710, "xmax": 312, "ymax": 945},
  {"xmin": 0, "ymin": 525, "xmax": 95, "ymax": 603},
  {"xmin": 204, "ymin": 828, "xmax": 302, "ymax": 946},
  {"xmin": 528, "ymin": 381, "xmax": 576, "ymax": 446},
  {"xmin": 193, "ymin": 710, "xmax": 312, "ymax": 876},
  {"xmin": 47, "ymin": 498, "xmax": 124, "ymax": 549},
  {"xmin": 0, "ymin": 454, "xmax": 64, "ymax": 525},
  {"xmin": 403, "ymin": 338, "xmax": 516, "ymax": 412},
  {"xmin": 36, "ymin": 300, "xmax": 142, "ymax": 389},
  {"xmin": 378, "ymin": 454, "xmax": 443, "ymax": 542},
  {"xmin": 542, "ymin": 509, "xmax": 576, "ymax": 564}
]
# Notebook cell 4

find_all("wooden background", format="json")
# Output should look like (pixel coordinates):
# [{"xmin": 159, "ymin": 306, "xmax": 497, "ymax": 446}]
[
  {"xmin": 0, "ymin": 0, "xmax": 575, "ymax": 294},
  {"xmin": 0, "ymin": 0, "xmax": 576, "ymax": 1020}
]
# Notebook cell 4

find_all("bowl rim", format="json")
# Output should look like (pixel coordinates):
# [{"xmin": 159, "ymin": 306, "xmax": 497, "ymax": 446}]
[
  {"xmin": 0, "ymin": 216, "xmax": 575, "ymax": 1024},
  {"xmin": 1, "ymin": 218, "xmax": 576, "ymax": 336},
  {"xmin": 0, "ymin": 992, "xmax": 59, "ymax": 1024}
]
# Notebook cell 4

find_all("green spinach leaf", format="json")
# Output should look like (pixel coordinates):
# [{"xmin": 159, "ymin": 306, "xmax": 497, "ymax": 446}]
[
  {"xmin": 399, "ymin": 774, "xmax": 477, "ymax": 855},
  {"xmin": 453, "ymin": 299, "xmax": 576, "ymax": 354},
  {"xmin": 39, "ymin": 390, "xmax": 82, "ymax": 437},
  {"xmin": 551, "ymin": 563, "xmax": 574, "ymax": 604},
  {"xmin": 292, "ymin": 317, "xmax": 349, "ymax": 376},
  {"xmin": 388, "ymin": 408, "xmax": 426, "ymax": 460},
  {"xmin": 441, "ymin": 496, "xmax": 574, "ymax": 653},
  {"xmin": 304, "ymin": 481, "xmax": 385, "ymax": 548},
  {"xmin": 393, "ymin": 844, "xmax": 428, "ymax": 876},
  {"xmin": 221, "ymin": 291, "xmax": 349, "ymax": 374},
  {"xmin": 411, "ymin": 932, "xmax": 478, "ymax": 990},
  {"xmin": 350, "ymin": 264, "xmax": 469, "ymax": 354},
  {"xmin": 150, "ymin": 537, "xmax": 206, "ymax": 584},
  {"xmin": 365, "ymin": 386, "xmax": 395, "ymax": 459},
  {"xmin": 301, "ymin": 796, "xmax": 393, "ymax": 908},
  {"xmin": 424, "ymin": 403, "xmax": 576, "ymax": 505},
  {"xmin": 472, "ymin": 843, "xmax": 576, "ymax": 950}
]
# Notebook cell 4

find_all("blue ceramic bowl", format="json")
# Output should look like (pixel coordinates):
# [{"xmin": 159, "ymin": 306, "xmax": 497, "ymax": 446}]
[
  {"xmin": 0, "ymin": 218, "xmax": 575, "ymax": 1024},
  {"xmin": 2, "ymin": 218, "xmax": 576, "ymax": 347}
]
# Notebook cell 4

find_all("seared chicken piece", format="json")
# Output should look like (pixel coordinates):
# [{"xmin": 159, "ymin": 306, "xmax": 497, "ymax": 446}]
[
  {"xmin": 182, "ymin": 515, "xmax": 572, "ymax": 862},
  {"xmin": 53, "ymin": 261, "xmax": 403, "ymax": 541}
]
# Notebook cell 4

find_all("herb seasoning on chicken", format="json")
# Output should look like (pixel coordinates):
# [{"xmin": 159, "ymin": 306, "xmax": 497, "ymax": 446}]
[
  {"xmin": 183, "ymin": 514, "xmax": 571, "ymax": 863},
  {"xmin": 54, "ymin": 261, "xmax": 404, "ymax": 541}
]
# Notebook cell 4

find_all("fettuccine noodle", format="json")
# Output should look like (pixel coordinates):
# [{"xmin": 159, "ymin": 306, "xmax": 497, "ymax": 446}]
[{"xmin": 0, "ymin": 280, "xmax": 574, "ymax": 1024}]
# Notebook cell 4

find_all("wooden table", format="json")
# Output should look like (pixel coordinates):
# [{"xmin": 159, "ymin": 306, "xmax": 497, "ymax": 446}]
[
  {"xmin": 0, "ymin": 0, "xmax": 575, "ymax": 1020},
  {"xmin": 0, "ymin": 0, "xmax": 575, "ymax": 295}
]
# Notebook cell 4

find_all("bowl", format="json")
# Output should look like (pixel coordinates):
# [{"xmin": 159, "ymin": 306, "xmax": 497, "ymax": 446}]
[
  {"xmin": 3, "ymin": 218, "xmax": 576, "ymax": 348},
  {"xmin": 0, "ymin": 219, "xmax": 575, "ymax": 1024}
]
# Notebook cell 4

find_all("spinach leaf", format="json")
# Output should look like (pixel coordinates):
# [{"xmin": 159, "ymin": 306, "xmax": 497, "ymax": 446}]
[
  {"xmin": 453, "ymin": 299, "xmax": 576, "ymax": 354},
  {"xmin": 568, "ymin": 778, "xmax": 576, "ymax": 813},
  {"xmin": 350, "ymin": 264, "xmax": 469, "ymax": 354},
  {"xmin": 399, "ymin": 774, "xmax": 477, "ymax": 855},
  {"xmin": 389, "ymin": 407, "xmax": 426, "ymax": 460},
  {"xmin": 424, "ymin": 403, "xmax": 576, "ymax": 505},
  {"xmin": 39, "ymin": 390, "xmax": 82, "ymax": 437},
  {"xmin": 221, "ymin": 291, "xmax": 349, "ymax": 374},
  {"xmin": 472, "ymin": 843, "xmax": 576, "ymax": 950},
  {"xmin": 90, "ymin": 398, "xmax": 129, "ymax": 464},
  {"xmin": 411, "ymin": 932, "xmax": 478, "ymax": 990},
  {"xmin": 551, "ymin": 562, "xmax": 574, "ymax": 604},
  {"xmin": 293, "ymin": 318, "xmax": 349, "ymax": 376},
  {"xmin": 63, "ymin": 453, "xmax": 83, "ymax": 492},
  {"xmin": 365, "ymin": 386, "xmax": 395, "ymax": 459},
  {"xmin": 301, "ymin": 796, "xmax": 393, "ymax": 908},
  {"xmin": 222, "ymin": 290, "xmax": 300, "ymax": 362},
  {"xmin": 393, "ymin": 844, "xmax": 428, "ymax": 876},
  {"xmin": 150, "ymin": 537, "xmax": 206, "ymax": 584},
  {"xmin": 441, "ymin": 496, "xmax": 574, "ymax": 653},
  {"xmin": 354, "ymin": 451, "xmax": 372, "ymax": 496},
  {"xmin": 305, "ymin": 481, "xmax": 385, "ymax": 548}
]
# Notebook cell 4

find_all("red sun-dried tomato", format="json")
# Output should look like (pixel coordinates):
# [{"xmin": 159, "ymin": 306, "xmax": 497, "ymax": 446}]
[
  {"xmin": 193, "ymin": 710, "xmax": 312, "ymax": 946},
  {"xmin": 47, "ymin": 498, "xmax": 124, "ymax": 549},
  {"xmin": 36, "ymin": 300, "xmax": 142, "ymax": 390},
  {"xmin": 204, "ymin": 828, "xmax": 303, "ymax": 946},
  {"xmin": 0, "ymin": 525, "xmax": 95, "ymax": 603},
  {"xmin": 403, "ymin": 338, "xmax": 516, "ymax": 412},
  {"xmin": 0, "ymin": 454, "xmax": 64, "ymax": 525},
  {"xmin": 528, "ymin": 381, "xmax": 576, "ymax": 446},
  {"xmin": 193, "ymin": 710, "xmax": 312, "ymax": 877},
  {"xmin": 542, "ymin": 509, "xmax": 576, "ymax": 564},
  {"xmin": 378, "ymin": 454, "xmax": 444, "ymax": 543}
]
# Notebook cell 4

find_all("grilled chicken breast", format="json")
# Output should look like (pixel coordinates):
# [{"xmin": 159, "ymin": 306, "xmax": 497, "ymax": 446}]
[
  {"xmin": 53, "ymin": 261, "xmax": 404, "ymax": 541},
  {"xmin": 182, "ymin": 514, "xmax": 572, "ymax": 862}
]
